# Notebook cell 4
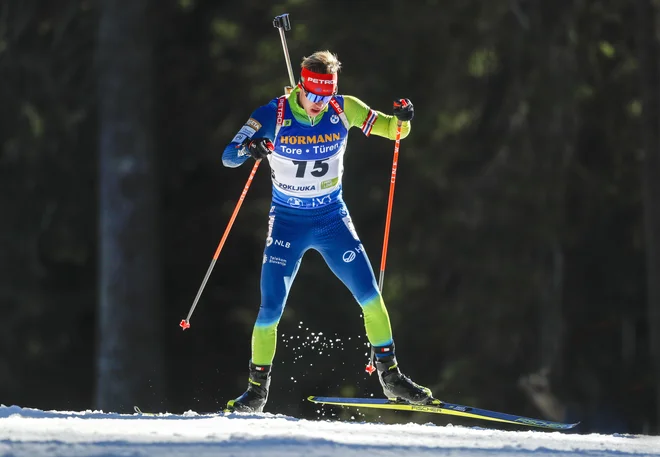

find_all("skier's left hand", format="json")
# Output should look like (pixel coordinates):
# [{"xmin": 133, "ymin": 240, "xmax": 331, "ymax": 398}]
[{"xmin": 393, "ymin": 98, "xmax": 414, "ymax": 121}]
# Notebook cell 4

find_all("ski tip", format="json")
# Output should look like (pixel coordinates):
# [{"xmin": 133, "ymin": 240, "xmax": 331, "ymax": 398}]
[
  {"xmin": 133, "ymin": 406, "xmax": 159, "ymax": 416},
  {"xmin": 515, "ymin": 417, "xmax": 580, "ymax": 430},
  {"xmin": 548, "ymin": 422, "xmax": 580, "ymax": 430},
  {"xmin": 307, "ymin": 396, "xmax": 317, "ymax": 402}
]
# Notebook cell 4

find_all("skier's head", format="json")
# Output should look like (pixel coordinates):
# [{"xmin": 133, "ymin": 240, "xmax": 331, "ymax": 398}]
[{"xmin": 298, "ymin": 50, "xmax": 340, "ymax": 116}]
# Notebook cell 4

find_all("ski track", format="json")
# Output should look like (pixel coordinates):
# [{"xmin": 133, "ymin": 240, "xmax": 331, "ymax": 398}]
[{"xmin": 1, "ymin": 405, "xmax": 658, "ymax": 457}]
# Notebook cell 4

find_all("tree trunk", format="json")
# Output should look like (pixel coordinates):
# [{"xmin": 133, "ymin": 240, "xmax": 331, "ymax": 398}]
[
  {"xmin": 636, "ymin": 0, "xmax": 660, "ymax": 433},
  {"xmin": 517, "ymin": 1, "xmax": 576, "ymax": 422},
  {"xmin": 95, "ymin": 0, "xmax": 164, "ymax": 412}
]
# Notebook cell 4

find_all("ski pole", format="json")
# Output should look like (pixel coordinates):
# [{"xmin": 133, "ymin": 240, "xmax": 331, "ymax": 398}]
[
  {"xmin": 366, "ymin": 117, "xmax": 403, "ymax": 374},
  {"xmin": 378, "ymin": 119, "xmax": 403, "ymax": 291},
  {"xmin": 180, "ymin": 160, "xmax": 261, "ymax": 330},
  {"xmin": 180, "ymin": 14, "xmax": 296, "ymax": 330}
]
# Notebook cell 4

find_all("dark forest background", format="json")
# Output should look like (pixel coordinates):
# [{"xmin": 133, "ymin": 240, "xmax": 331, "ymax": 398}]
[{"xmin": 2, "ymin": 0, "xmax": 660, "ymax": 435}]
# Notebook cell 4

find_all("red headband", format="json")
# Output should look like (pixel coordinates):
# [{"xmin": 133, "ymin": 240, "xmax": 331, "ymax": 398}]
[{"xmin": 300, "ymin": 67, "xmax": 337, "ymax": 96}]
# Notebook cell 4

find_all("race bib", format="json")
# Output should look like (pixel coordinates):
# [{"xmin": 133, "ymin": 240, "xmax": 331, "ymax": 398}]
[{"xmin": 268, "ymin": 150, "xmax": 343, "ymax": 198}]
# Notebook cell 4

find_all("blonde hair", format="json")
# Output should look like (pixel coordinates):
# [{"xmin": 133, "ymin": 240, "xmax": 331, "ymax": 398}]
[{"xmin": 301, "ymin": 50, "xmax": 341, "ymax": 74}]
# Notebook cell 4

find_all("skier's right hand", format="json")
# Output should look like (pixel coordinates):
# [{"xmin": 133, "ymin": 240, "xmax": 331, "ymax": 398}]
[{"xmin": 244, "ymin": 137, "xmax": 274, "ymax": 160}]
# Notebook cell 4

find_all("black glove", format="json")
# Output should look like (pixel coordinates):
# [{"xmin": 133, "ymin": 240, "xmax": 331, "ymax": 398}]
[
  {"xmin": 393, "ymin": 98, "xmax": 414, "ymax": 121},
  {"xmin": 243, "ymin": 137, "xmax": 274, "ymax": 160}
]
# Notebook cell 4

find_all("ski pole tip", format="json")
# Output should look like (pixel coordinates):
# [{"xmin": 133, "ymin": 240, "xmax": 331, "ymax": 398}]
[{"xmin": 180, "ymin": 319, "xmax": 190, "ymax": 330}]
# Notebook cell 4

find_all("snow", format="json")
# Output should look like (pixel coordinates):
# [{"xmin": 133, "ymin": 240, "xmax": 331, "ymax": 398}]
[{"xmin": 1, "ymin": 405, "xmax": 658, "ymax": 457}]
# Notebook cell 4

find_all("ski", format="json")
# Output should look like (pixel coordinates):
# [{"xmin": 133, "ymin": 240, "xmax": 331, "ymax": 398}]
[
  {"xmin": 133, "ymin": 406, "xmax": 159, "ymax": 416},
  {"xmin": 307, "ymin": 396, "xmax": 579, "ymax": 430}
]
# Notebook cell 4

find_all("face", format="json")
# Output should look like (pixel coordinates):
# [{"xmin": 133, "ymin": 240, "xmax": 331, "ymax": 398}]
[{"xmin": 298, "ymin": 88, "xmax": 331, "ymax": 117}]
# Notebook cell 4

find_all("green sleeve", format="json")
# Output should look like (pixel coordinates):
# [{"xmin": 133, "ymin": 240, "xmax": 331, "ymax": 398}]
[{"xmin": 343, "ymin": 95, "xmax": 411, "ymax": 140}]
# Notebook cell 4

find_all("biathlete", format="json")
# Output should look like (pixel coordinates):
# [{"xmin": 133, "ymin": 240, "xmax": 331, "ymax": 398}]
[{"xmin": 222, "ymin": 50, "xmax": 433, "ymax": 412}]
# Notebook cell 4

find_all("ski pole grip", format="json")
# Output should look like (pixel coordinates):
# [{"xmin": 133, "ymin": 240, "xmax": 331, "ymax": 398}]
[{"xmin": 273, "ymin": 13, "xmax": 291, "ymax": 31}]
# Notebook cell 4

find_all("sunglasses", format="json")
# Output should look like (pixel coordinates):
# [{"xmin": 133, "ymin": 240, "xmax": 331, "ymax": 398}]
[{"xmin": 302, "ymin": 86, "xmax": 333, "ymax": 104}]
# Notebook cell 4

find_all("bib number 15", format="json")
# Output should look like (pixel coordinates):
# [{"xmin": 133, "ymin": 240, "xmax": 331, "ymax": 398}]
[{"xmin": 292, "ymin": 160, "xmax": 328, "ymax": 178}]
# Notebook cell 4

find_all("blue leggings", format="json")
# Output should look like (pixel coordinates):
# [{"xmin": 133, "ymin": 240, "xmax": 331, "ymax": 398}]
[{"xmin": 251, "ymin": 200, "xmax": 394, "ymax": 365}]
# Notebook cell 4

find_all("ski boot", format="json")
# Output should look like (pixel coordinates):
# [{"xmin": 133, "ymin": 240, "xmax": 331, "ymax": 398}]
[
  {"xmin": 373, "ymin": 344, "xmax": 434, "ymax": 405},
  {"xmin": 226, "ymin": 362, "xmax": 271, "ymax": 413}
]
